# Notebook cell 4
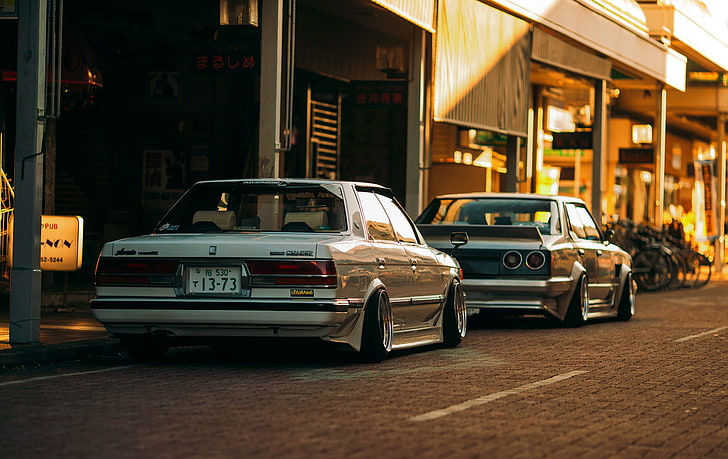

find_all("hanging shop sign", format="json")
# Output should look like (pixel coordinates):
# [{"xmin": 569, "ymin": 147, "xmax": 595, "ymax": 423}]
[
  {"xmin": 619, "ymin": 148, "xmax": 654, "ymax": 164},
  {"xmin": 552, "ymin": 131, "xmax": 593, "ymax": 150},
  {"xmin": 693, "ymin": 159, "xmax": 717, "ymax": 241}
]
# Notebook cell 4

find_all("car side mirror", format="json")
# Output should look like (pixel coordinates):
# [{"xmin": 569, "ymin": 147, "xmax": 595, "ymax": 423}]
[
  {"xmin": 450, "ymin": 231, "xmax": 469, "ymax": 247},
  {"xmin": 603, "ymin": 228, "xmax": 614, "ymax": 243}
]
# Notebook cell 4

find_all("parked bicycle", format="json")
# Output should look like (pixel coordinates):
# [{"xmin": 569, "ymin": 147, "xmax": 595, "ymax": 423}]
[{"xmin": 607, "ymin": 219, "xmax": 712, "ymax": 292}]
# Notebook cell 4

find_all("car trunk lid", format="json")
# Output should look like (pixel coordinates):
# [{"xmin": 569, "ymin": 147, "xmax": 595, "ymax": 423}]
[
  {"xmin": 104, "ymin": 233, "xmax": 340, "ymax": 259},
  {"xmin": 417, "ymin": 224, "xmax": 547, "ymax": 278}
]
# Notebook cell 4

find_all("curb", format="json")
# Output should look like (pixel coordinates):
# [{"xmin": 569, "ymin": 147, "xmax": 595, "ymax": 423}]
[
  {"xmin": 40, "ymin": 291, "xmax": 94, "ymax": 311},
  {"xmin": 0, "ymin": 338, "xmax": 122, "ymax": 368}
]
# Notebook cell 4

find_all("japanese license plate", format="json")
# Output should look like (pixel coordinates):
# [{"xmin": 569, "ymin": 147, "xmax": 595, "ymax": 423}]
[{"xmin": 186, "ymin": 266, "xmax": 242, "ymax": 294}]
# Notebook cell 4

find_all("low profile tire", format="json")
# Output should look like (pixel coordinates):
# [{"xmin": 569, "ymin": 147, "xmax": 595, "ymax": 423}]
[
  {"xmin": 564, "ymin": 274, "xmax": 589, "ymax": 327},
  {"xmin": 443, "ymin": 281, "xmax": 467, "ymax": 347},
  {"xmin": 617, "ymin": 273, "xmax": 636, "ymax": 321},
  {"xmin": 359, "ymin": 290, "xmax": 394, "ymax": 363},
  {"xmin": 121, "ymin": 334, "xmax": 170, "ymax": 362}
]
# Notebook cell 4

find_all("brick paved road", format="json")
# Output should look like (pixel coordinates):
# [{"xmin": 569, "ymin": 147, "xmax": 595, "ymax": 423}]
[{"xmin": 1, "ymin": 281, "xmax": 726, "ymax": 458}]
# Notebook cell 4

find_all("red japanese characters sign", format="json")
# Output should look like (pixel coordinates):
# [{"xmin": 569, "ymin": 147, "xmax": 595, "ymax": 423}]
[
  {"xmin": 193, "ymin": 42, "xmax": 259, "ymax": 73},
  {"xmin": 195, "ymin": 54, "xmax": 256, "ymax": 71},
  {"xmin": 352, "ymin": 82, "xmax": 407, "ymax": 106}
]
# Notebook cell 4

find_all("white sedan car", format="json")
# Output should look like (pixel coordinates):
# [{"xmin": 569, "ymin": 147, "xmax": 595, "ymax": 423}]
[{"xmin": 92, "ymin": 179, "xmax": 466, "ymax": 361}]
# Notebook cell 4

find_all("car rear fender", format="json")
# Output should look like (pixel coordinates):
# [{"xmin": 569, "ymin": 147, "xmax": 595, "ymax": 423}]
[
  {"xmin": 323, "ymin": 278, "xmax": 386, "ymax": 352},
  {"xmin": 616, "ymin": 263, "xmax": 634, "ymax": 301}
]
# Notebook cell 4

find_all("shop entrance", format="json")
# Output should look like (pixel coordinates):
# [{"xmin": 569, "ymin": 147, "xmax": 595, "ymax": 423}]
[{"xmin": 289, "ymin": 71, "xmax": 408, "ymax": 200}]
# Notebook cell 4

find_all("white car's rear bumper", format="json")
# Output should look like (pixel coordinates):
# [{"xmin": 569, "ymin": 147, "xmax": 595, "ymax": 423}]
[{"xmin": 91, "ymin": 298, "xmax": 359, "ymax": 338}]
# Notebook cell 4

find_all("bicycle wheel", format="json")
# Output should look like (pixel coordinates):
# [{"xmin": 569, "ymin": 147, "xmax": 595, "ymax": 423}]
[
  {"xmin": 632, "ymin": 247, "xmax": 676, "ymax": 292},
  {"xmin": 666, "ymin": 247, "xmax": 688, "ymax": 289},
  {"xmin": 692, "ymin": 252, "xmax": 712, "ymax": 288}
]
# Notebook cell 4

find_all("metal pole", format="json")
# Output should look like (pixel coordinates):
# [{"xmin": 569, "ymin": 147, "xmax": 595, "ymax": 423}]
[
  {"xmin": 10, "ymin": 0, "xmax": 47, "ymax": 344},
  {"xmin": 716, "ymin": 114, "xmax": 726, "ymax": 272},
  {"xmin": 258, "ymin": 0, "xmax": 284, "ymax": 178},
  {"xmin": 505, "ymin": 136, "xmax": 518, "ymax": 193},
  {"xmin": 592, "ymin": 79, "xmax": 607, "ymax": 224},
  {"xmin": 406, "ymin": 28, "xmax": 426, "ymax": 215},
  {"xmin": 654, "ymin": 84, "xmax": 667, "ymax": 229}
]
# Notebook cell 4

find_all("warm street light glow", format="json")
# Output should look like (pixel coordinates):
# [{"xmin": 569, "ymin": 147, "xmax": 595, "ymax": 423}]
[{"xmin": 632, "ymin": 124, "xmax": 653, "ymax": 144}]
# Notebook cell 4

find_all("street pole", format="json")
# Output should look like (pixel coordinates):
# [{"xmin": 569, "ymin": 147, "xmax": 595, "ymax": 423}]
[
  {"xmin": 10, "ymin": 1, "xmax": 47, "ymax": 344},
  {"xmin": 717, "ymin": 114, "xmax": 726, "ymax": 272},
  {"xmin": 654, "ymin": 84, "xmax": 667, "ymax": 229},
  {"xmin": 407, "ymin": 28, "xmax": 426, "ymax": 215},
  {"xmin": 592, "ymin": 79, "xmax": 607, "ymax": 224},
  {"xmin": 258, "ymin": 0, "xmax": 284, "ymax": 178}
]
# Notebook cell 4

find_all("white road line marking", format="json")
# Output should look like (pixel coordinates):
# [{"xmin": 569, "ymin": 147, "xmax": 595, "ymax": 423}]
[
  {"xmin": 408, "ymin": 370, "xmax": 588, "ymax": 422},
  {"xmin": 674, "ymin": 326, "xmax": 728, "ymax": 343},
  {"xmin": 0, "ymin": 365, "xmax": 138, "ymax": 387}
]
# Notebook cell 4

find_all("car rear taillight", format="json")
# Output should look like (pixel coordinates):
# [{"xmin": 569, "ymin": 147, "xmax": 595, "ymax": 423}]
[
  {"xmin": 525, "ymin": 251, "xmax": 546, "ymax": 270},
  {"xmin": 245, "ymin": 260, "xmax": 338, "ymax": 286},
  {"xmin": 502, "ymin": 251, "xmax": 523, "ymax": 270},
  {"xmin": 499, "ymin": 250, "xmax": 550, "ymax": 275},
  {"xmin": 95, "ymin": 258, "xmax": 179, "ymax": 285}
]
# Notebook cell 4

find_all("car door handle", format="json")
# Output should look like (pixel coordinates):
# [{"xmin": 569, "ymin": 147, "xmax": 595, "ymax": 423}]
[
  {"xmin": 410, "ymin": 258, "xmax": 418, "ymax": 271},
  {"xmin": 596, "ymin": 250, "xmax": 603, "ymax": 256},
  {"xmin": 376, "ymin": 257, "xmax": 386, "ymax": 268},
  {"xmin": 578, "ymin": 249, "xmax": 585, "ymax": 256}
]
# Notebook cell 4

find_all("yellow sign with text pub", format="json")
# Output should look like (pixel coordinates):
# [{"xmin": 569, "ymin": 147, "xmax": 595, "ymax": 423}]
[
  {"xmin": 40, "ymin": 215, "xmax": 84, "ymax": 271},
  {"xmin": 10, "ymin": 215, "xmax": 84, "ymax": 271}
]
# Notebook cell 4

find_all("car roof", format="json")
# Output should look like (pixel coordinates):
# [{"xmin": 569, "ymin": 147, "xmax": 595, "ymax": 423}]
[
  {"xmin": 193, "ymin": 178, "xmax": 388, "ymax": 189},
  {"xmin": 430, "ymin": 192, "xmax": 586, "ymax": 205}
]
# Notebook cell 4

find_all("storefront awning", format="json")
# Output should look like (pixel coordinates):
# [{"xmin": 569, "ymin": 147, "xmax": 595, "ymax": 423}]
[
  {"xmin": 488, "ymin": 0, "xmax": 687, "ymax": 91},
  {"xmin": 371, "ymin": 0, "xmax": 436, "ymax": 32},
  {"xmin": 434, "ymin": 0, "xmax": 531, "ymax": 136},
  {"xmin": 641, "ymin": 0, "xmax": 728, "ymax": 72},
  {"xmin": 531, "ymin": 27, "xmax": 612, "ymax": 81}
]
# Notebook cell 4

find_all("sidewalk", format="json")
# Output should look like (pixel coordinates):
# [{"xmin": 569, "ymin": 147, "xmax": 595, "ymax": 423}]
[{"xmin": 0, "ymin": 279, "xmax": 121, "ymax": 367}]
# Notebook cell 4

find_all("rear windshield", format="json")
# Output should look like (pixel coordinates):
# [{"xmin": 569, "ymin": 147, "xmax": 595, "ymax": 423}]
[
  {"xmin": 155, "ymin": 183, "xmax": 347, "ymax": 233},
  {"xmin": 416, "ymin": 197, "xmax": 560, "ymax": 235}
]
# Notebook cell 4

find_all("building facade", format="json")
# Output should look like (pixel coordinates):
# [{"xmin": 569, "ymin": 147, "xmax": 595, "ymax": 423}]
[{"xmin": 2, "ymin": 0, "xmax": 728, "ymax": 281}]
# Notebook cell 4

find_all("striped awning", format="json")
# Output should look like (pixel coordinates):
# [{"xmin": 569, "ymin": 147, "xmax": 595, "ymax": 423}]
[
  {"xmin": 488, "ymin": 0, "xmax": 686, "ymax": 91},
  {"xmin": 434, "ymin": 0, "xmax": 531, "ymax": 136},
  {"xmin": 371, "ymin": 0, "xmax": 436, "ymax": 32}
]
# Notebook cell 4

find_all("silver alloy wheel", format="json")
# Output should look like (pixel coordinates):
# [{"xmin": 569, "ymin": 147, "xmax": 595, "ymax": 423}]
[
  {"xmin": 454, "ymin": 282, "xmax": 467, "ymax": 337},
  {"xmin": 625, "ymin": 273, "xmax": 637, "ymax": 317},
  {"xmin": 378, "ymin": 291, "xmax": 394, "ymax": 352},
  {"xmin": 579, "ymin": 275, "xmax": 589, "ymax": 322},
  {"xmin": 628, "ymin": 276, "xmax": 637, "ymax": 315}
]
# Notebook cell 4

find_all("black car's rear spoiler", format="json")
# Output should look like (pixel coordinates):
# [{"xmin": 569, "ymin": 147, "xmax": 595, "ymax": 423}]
[{"xmin": 417, "ymin": 224, "xmax": 544, "ymax": 244}]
